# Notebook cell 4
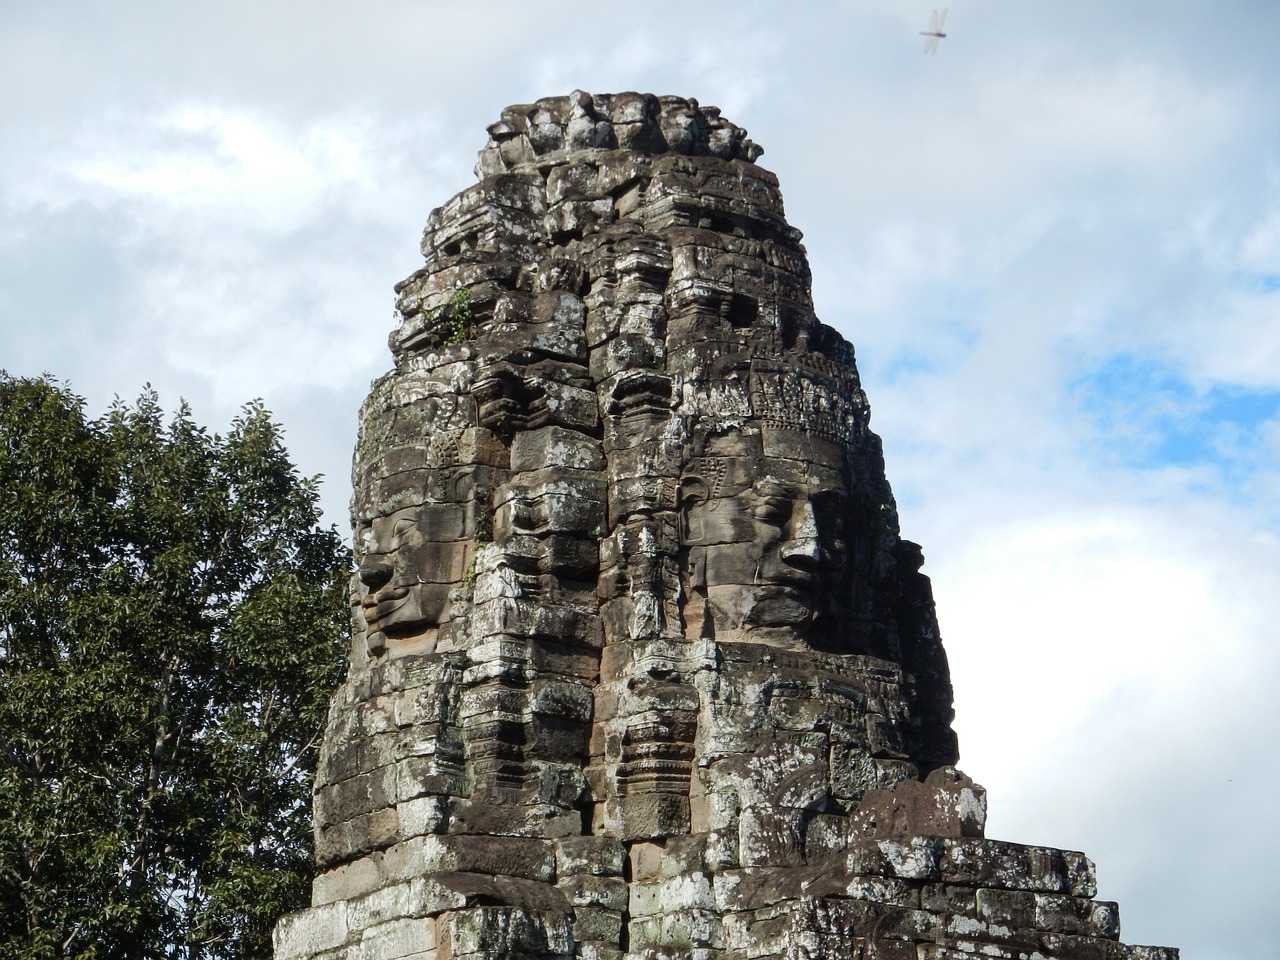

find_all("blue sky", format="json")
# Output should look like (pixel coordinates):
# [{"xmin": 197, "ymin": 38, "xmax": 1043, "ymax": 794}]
[
  {"xmin": 3, "ymin": 2, "xmax": 1279, "ymax": 956},
  {"xmin": 1074, "ymin": 354, "xmax": 1280, "ymax": 483}
]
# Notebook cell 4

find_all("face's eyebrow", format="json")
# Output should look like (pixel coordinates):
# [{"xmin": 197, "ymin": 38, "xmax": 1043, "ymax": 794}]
[{"xmin": 754, "ymin": 478, "xmax": 805, "ymax": 499}]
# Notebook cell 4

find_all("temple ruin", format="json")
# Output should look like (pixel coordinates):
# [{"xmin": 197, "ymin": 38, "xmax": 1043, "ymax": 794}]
[{"xmin": 273, "ymin": 92, "xmax": 1178, "ymax": 960}]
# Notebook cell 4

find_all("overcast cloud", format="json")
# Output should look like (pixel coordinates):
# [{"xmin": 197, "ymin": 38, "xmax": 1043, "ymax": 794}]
[{"xmin": 3, "ymin": 3, "xmax": 1278, "ymax": 957}]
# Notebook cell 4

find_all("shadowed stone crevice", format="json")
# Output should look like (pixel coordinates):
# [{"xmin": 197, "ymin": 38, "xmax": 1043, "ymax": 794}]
[{"xmin": 275, "ymin": 92, "xmax": 1177, "ymax": 960}]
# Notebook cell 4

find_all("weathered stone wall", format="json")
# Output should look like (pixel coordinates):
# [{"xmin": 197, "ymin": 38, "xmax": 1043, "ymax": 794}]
[{"xmin": 275, "ymin": 92, "xmax": 1177, "ymax": 960}]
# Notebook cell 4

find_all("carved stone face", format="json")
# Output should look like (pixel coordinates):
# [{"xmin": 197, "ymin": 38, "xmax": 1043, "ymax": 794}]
[
  {"xmin": 355, "ymin": 468, "xmax": 477, "ymax": 655},
  {"xmin": 682, "ymin": 449, "xmax": 849, "ymax": 647}
]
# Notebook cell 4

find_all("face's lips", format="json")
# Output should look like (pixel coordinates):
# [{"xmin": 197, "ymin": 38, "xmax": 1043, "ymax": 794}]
[
  {"xmin": 363, "ymin": 584, "xmax": 410, "ymax": 626},
  {"xmin": 760, "ymin": 566, "xmax": 819, "ymax": 592}
]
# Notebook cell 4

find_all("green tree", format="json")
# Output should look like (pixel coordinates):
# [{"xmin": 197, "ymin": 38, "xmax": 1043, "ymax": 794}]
[{"xmin": 0, "ymin": 373, "xmax": 351, "ymax": 960}]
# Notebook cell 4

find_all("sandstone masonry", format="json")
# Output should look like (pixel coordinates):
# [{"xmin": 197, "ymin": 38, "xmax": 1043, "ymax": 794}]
[{"xmin": 274, "ymin": 92, "xmax": 1178, "ymax": 960}]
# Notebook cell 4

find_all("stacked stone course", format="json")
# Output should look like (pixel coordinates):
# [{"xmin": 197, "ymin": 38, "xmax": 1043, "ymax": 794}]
[{"xmin": 275, "ymin": 92, "xmax": 1177, "ymax": 960}]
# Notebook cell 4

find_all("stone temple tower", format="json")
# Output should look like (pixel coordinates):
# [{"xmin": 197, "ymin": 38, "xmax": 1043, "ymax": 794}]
[{"xmin": 274, "ymin": 93, "xmax": 1177, "ymax": 960}]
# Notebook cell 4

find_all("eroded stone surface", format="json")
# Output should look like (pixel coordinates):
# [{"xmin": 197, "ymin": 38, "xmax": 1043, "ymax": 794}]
[{"xmin": 275, "ymin": 92, "xmax": 1177, "ymax": 960}]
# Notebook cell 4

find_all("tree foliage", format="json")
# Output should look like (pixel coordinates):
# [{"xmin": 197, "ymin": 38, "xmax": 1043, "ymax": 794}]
[{"xmin": 0, "ymin": 373, "xmax": 351, "ymax": 960}]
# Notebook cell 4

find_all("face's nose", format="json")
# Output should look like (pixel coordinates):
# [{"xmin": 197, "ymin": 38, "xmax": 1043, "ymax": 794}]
[
  {"xmin": 780, "ymin": 501, "xmax": 823, "ymax": 569},
  {"xmin": 358, "ymin": 555, "xmax": 393, "ymax": 591}
]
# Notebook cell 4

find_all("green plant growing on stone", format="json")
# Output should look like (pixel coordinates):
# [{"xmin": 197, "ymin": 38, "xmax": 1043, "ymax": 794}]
[
  {"xmin": 426, "ymin": 287, "xmax": 473, "ymax": 348},
  {"xmin": 474, "ymin": 501, "xmax": 493, "ymax": 544}
]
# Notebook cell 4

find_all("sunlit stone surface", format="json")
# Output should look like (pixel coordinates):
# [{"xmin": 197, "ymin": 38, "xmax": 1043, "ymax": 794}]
[{"xmin": 275, "ymin": 92, "xmax": 1177, "ymax": 960}]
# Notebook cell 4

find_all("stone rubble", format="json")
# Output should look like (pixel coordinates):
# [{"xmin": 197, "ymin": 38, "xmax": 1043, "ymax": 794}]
[{"xmin": 275, "ymin": 92, "xmax": 1178, "ymax": 960}]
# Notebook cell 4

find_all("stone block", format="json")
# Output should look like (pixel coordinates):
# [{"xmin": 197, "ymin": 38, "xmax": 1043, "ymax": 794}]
[
  {"xmin": 1107, "ymin": 947, "xmax": 1181, "ymax": 960},
  {"xmin": 315, "ymin": 823, "xmax": 345, "ymax": 869},
  {"xmin": 871, "ymin": 837, "xmax": 943, "ymax": 880},
  {"xmin": 1033, "ymin": 894, "xmax": 1120, "ymax": 940},
  {"xmin": 396, "ymin": 757, "xmax": 464, "ymax": 803},
  {"xmin": 870, "ymin": 940, "xmax": 918, "ymax": 960},
  {"xmin": 850, "ymin": 766, "xmax": 986, "ymax": 840},
  {"xmin": 941, "ymin": 912, "xmax": 1018, "ymax": 943},
  {"xmin": 976, "ymin": 888, "xmax": 1036, "ymax": 929},
  {"xmin": 919, "ymin": 945, "xmax": 1016, "ymax": 960},
  {"xmin": 347, "ymin": 880, "xmax": 424, "ymax": 932},
  {"xmin": 556, "ymin": 875, "xmax": 628, "ymax": 910},
  {"xmin": 530, "ymin": 679, "xmax": 594, "ymax": 721},
  {"xmin": 628, "ymin": 841, "xmax": 666, "ymax": 882},
  {"xmin": 874, "ymin": 906, "xmax": 939, "ymax": 941},
  {"xmin": 1041, "ymin": 933, "xmax": 1112, "ymax": 960},
  {"xmin": 738, "ymin": 809, "xmax": 803, "ymax": 869},
  {"xmin": 398, "ymin": 797, "xmax": 449, "ymax": 839},
  {"xmin": 921, "ymin": 883, "xmax": 977, "ymax": 917},
  {"xmin": 688, "ymin": 784, "xmax": 741, "ymax": 838},
  {"xmin": 437, "ymin": 906, "xmax": 573, "ymax": 960},
  {"xmin": 575, "ymin": 943, "xmax": 623, "ymax": 960},
  {"xmin": 369, "ymin": 764, "xmax": 400, "ymax": 811},
  {"xmin": 359, "ymin": 701, "xmax": 401, "ymax": 737},
  {"xmin": 554, "ymin": 836, "xmax": 626, "ymax": 877},
  {"xmin": 572, "ymin": 906, "xmax": 623, "ymax": 942},
  {"xmin": 629, "ymin": 872, "xmax": 713, "ymax": 918},
  {"xmin": 589, "ymin": 334, "xmax": 666, "ymax": 382},
  {"xmin": 659, "ymin": 834, "xmax": 719, "ymax": 878},
  {"xmin": 1064, "ymin": 851, "xmax": 1098, "ymax": 899},
  {"xmin": 321, "ymin": 776, "xmax": 373, "ymax": 825},
  {"xmin": 320, "ymin": 737, "xmax": 363, "ymax": 787},
  {"xmin": 394, "ymin": 685, "xmax": 459, "ymax": 731},
  {"xmin": 840, "ymin": 875, "xmax": 916, "ymax": 908},
  {"xmin": 804, "ymin": 813, "xmax": 850, "ymax": 859},
  {"xmin": 378, "ymin": 835, "xmax": 555, "ymax": 886},
  {"xmin": 758, "ymin": 899, "xmax": 889, "ymax": 959},
  {"xmin": 608, "ymin": 791, "xmax": 690, "ymax": 840},
  {"xmin": 510, "ymin": 426, "xmax": 604, "ymax": 473},
  {"xmin": 313, "ymin": 857, "xmax": 381, "ymax": 906},
  {"xmin": 369, "ymin": 807, "xmax": 401, "ymax": 850},
  {"xmin": 1088, "ymin": 901, "xmax": 1121, "ymax": 941},
  {"xmin": 275, "ymin": 902, "xmax": 350, "ymax": 959},
  {"xmin": 624, "ymin": 915, "xmax": 663, "ymax": 952},
  {"xmin": 357, "ymin": 918, "xmax": 436, "ymax": 960},
  {"xmin": 633, "ymin": 910, "xmax": 723, "ymax": 953},
  {"xmin": 337, "ymin": 815, "xmax": 374, "ymax": 862},
  {"xmin": 939, "ymin": 839, "xmax": 1069, "ymax": 893}
]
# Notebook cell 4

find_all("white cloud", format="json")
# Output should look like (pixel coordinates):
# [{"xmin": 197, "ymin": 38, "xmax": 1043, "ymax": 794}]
[
  {"xmin": 1186, "ymin": 289, "xmax": 1280, "ymax": 388},
  {"xmin": 71, "ymin": 107, "xmax": 376, "ymax": 227},
  {"xmin": 941, "ymin": 506, "xmax": 1262, "ymax": 763}
]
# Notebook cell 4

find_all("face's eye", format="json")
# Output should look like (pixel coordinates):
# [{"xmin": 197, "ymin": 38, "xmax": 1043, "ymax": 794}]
[
  {"xmin": 753, "ymin": 497, "xmax": 789, "ymax": 526},
  {"xmin": 391, "ymin": 516, "xmax": 419, "ymax": 540}
]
